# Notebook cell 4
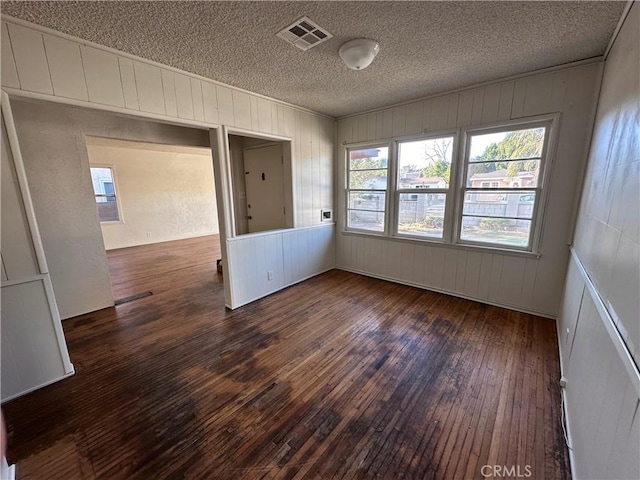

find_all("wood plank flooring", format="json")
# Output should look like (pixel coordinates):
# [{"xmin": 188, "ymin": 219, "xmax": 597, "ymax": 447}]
[{"xmin": 2, "ymin": 235, "xmax": 570, "ymax": 479}]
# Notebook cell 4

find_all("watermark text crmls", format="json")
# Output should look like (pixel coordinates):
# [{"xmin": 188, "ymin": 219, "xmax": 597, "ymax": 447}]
[{"xmin": 480, "ymin": 464, "xmax": 533, "ymax": 478}]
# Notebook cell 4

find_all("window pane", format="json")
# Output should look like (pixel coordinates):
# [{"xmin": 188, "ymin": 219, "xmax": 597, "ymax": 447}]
[
  {"xmin": 397, "ymin": 193, "xmax": 446, "ymax": 238},
  {"xmin": 349, "ymin": 169, "xmax": 387, "ymax": 190},
  {"xmin": 460, "ymin": 216, "xmax": 531, "ymax": 248},
  {"xmin": 90, "ymin": 167, "xmax": 116, "ymax": 194},
  {"xmin": 96, "ymin": 201, "xmax": 120, "ymax": 222},
  {"xmin": 348, "ymin": 209, "xmax": 384, "ymax": 232},
  {"xmin": 349, "ymin": 147, "xmax": 388, "ymax": 170},
  {"xmin": 463, "ymin": 191, "xmax": 535, "ymax": 219},
  {"xmin": 349, "ymin": 192, "xmax": 386, "ymax": 210},
  {"xmin": 398, "ymin": 136, "xmax": 453, "ymax": 188},
  {"xmin": 467, "ymin": 160, "xmax": 540, "ymax": 188},
  {"xmin": 469, "ymin": 127, "xmax": 545, "ymax": 162}
]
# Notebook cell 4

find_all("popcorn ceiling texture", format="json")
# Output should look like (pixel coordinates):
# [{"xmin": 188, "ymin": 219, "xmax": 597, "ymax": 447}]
[{"xmin": 1, "ymin": 1, "xmax": 625, "ymax": 117}]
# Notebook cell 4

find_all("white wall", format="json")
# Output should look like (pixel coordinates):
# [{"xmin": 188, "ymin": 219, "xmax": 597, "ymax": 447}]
[
  {"xmin": 2, "ymin": 16, "xmax": 336, "ymax": 313},
  {"xmin": 10, "ymin": 99, "xmax": 211, "ymax": 319},
  {"xmin": 336, "ymin": 61, "xmax": 602, "ymax": 317},
  {"xmin": 557, "ymin": 4, "xmax": 639, "ymax": 479},
  {"xmin": 85, "ymin": 138, "xmax": 218, "ymax": 250}
]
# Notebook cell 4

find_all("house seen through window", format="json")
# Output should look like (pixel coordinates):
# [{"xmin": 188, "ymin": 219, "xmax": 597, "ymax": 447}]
[
  {"xmin": 344, "ymin": 118, "xmax": 553, "ymax": 252},
  {"xmin": 90, "ymin": 166, "xmax": 120, "ymax": 222}
]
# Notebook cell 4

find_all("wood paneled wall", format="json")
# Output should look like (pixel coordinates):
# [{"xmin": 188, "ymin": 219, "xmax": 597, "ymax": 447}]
[
  {"xmin": 226, "ymin": 223, "xmax": 335, "ymax": 308},
  {"xmin": 0, "ymin": 17, "xmax": 335, "ymax": 229},
  {"xmin": 336, "ymin": 62, "xmax": 602, "ymax": 317},
  {"xmin": 558, "ymin": 5, "xmax": 640, "ymax": 479}
]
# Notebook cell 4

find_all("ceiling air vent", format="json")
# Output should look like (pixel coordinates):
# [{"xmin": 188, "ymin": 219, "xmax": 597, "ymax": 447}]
[{"xmin": 277, "ymin": 16, "xmax": 333, "ymax": 51}]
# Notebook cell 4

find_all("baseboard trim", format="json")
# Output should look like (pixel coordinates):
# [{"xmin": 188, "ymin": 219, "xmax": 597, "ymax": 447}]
[
  {"xmin": 555, "ymin": 325, "xmax": 578, "ymax": 480},
  {"xmin": 337, "ymin": 266, "xmax": 556, "ymax": 319}
]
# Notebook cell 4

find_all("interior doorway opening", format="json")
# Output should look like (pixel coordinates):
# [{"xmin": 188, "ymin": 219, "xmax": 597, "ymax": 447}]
[
  {"xmin": 84, "ymin": 136, "xmax": 222, "ymax": 305},
  {"xmin": 228, "ymin": 134, "xmax": 294, "ymax": 235}
]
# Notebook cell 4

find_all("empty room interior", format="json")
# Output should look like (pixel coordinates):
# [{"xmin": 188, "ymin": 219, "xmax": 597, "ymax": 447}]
[{"xmin": 0, "ymin": 1, "xmax": 638, "ymax": 479}]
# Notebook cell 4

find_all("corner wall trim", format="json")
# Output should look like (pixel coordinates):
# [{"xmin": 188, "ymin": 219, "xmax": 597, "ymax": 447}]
[{"xmin": 569, "ymin": 247, "xmax": 640, "ymax": 397}]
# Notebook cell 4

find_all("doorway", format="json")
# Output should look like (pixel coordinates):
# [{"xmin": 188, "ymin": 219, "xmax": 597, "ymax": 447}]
[{"xmin": 228, "ymin": 134, "xmax": 293, "ymax": 235}]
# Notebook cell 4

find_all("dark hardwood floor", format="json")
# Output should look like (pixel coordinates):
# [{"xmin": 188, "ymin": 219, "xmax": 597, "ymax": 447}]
[{"xmin": 3, "ymin": 235, "xmax": 570, "ymax": 479}]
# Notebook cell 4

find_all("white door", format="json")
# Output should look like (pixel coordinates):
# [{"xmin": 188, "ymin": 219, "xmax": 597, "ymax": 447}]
[
  {"xmin": 244, "ymin": 144, "xmax": 286, "ymax": 233},
  {"xmin": 1, "ymin": 91, "xmax": 74, "ymax": 402}
]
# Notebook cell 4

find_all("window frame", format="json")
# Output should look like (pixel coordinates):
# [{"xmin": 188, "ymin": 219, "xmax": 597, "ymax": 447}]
[
  {"xmin": 341, "ymin": 114, "xmax": 558, "ymax": 256},
  {"xmin": 393, "ymin": 131, "xmax": 459, "ymax": 243},
  {"xmin": 345, "ymin": 142, "xmax": 391, "ymax": 235},
  {"xmin": 90, "ymin": 164, "xmax": 123, "ymax": 224},
  {"xmin": 454, "ymin": 117, "xmax": 556, "ymax": 253}
]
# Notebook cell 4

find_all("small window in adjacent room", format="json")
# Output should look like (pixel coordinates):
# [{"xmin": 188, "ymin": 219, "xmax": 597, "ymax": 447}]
[
  {"xmin": 346, "ymin": 145, "xmax": 389, "ymax": 233},
  {"xmin": 90, "ymin": 166, "xmax": 121, "ymax": 222},
  {"xmin": 396, "ymin": 135, "xmax": 455, "ymax": 239},
  {"xmin": 459, "ymin": 122, "xmax": 550, "ymax": 250}
]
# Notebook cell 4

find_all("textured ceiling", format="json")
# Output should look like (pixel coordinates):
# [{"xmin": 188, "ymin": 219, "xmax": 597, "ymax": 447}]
[{"xmin": 1, "ymin": 1, "xmax": 625, "ymax": 117}]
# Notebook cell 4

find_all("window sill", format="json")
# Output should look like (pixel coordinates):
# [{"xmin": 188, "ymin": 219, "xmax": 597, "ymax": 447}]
[{"xmin": 341, "ymin": 229, "xmax": 542, "ymax": 259}]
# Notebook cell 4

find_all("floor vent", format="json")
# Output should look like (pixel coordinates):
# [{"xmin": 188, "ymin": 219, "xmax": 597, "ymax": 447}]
[
  {"xmin": 115, "ymin": 291, "xmax": 153, "ymax": 305},
  {"xmin": 277, "ymin": 16, "xmax": 333, "ymax": 51}
]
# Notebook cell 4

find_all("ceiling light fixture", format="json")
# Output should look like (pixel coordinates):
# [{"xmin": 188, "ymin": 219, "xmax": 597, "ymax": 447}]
[{"xmin": 339, "ymin": 38, "xmax": 380, "ymax": 70}]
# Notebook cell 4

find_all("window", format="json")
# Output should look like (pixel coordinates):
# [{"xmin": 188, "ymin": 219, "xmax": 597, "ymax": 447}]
[
  {"xmin": 346, "ymin": 146, "xmax": 389, "ymax": 232},
  {"xmin": 90, "ymin": 166, "xmax": 121, "ymax": 222},
  {"xmin": 459, "ymin": 122, "xmax": 550, "ymax": 250},
  {"xmin": 396, "ymin": 135, "xmax": 454, "ymax": 239},
  {"xmin": 343, "ymin": 116, "xmax": 555, "ymax": 254}
]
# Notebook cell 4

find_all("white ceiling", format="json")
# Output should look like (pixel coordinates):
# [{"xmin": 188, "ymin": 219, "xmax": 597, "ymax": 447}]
[{"xmin": 1, "ymin": 1, "xmax": 626, "ymax": 117}]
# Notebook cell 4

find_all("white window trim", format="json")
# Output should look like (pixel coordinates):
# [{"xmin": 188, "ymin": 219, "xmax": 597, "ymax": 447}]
[
  {"xmin": 341, "ymin": 113, "xmax": 559, "ymax": 257},
  {"xmin": 453, "ymin": 114, "xmax": 559, "ymax": 253},
  {"xmin": 90, "ymin": 163, "xmax": 124, "ymax": 224},
  {"xmin": 345, "ymin": 141, "xmax": 392, "ymax": 236},
  {"xmin": 392, "ymin": 131, "xmax": 459, "ymax": 243}
]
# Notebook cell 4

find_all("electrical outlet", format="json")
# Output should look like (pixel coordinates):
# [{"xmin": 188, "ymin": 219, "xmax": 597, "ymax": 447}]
[
  {"xmin": 267, "ymin": 271, "xmax": 273, "ymax": 281},
  {"xmin": 146, "ymin": 232, "xmax": 151, "ymax": 238},
  {"xmin": 559, "ymin": 376, "xmax": 568, "ymax": 388}
]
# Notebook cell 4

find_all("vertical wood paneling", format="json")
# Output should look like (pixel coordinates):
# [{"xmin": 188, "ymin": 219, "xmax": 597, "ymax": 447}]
[
  {"xmin": 232, "ymin": 90, "xmax": 252, "ymax": 129},
  {"xmin": 366, "ymin": 112, "xmax": 377, "ymax": 140},
  {"xmin": 463, "ymin": 251, "xmax": 482, "ymax": 298},
  {"xmin": 42, "ymin": 35, "xmax": 88, "ymax": 101},
  {"xmin": 382, "ymin": 109, "xmax": 393, "ymax": 138},
  {"xmin": 134, "ymin": 61, "xmax": 165, "ymax": 115},
  {"xmin": 80, "ymin": 46, "xmax": 124, "ymax": 107},
  {"xmin": 190, "ymin": 78, "xmax": 204, "ymax": 122},
  {"xmin": 1, "ymin": 23, "xmax": 20, "ymax": 88},
  {"xmin": 356, "ymin": 115, "xmax": 368, "ymax": 142},
  {"xmin": 470, "ymin": 87, "xmax": 485, "ymax": 125},
  {"xmin": 201, "ymin": 81, "xmax": 219, "ymax": 124},
  {"xmin": 429, "ymin": 96, "xmax": 449, "ymax": 131},
  {"xmin": 1, "ymin": 280, "xmax": 69, "ymax": 400},
  {"xmin": 478, "ymin": 253, "xmax": 493, "ymax": 299},
  {"xmin": 392, "ymin": 106, "xmax": 406, "ymax": 137},
  {"xmin": 118, "ymin": 58, "xmax": 139, "ymax": 110},
  {"xmin": 455, "ymin": 250, "xmax": 468, "ymax": 292},
  {"xmin": 446, "ymin": 94, "xmax": 459, "ymax": 129},
  {"xmin": 497, "ymin": 81, "xmax": 515, "ymax": 121},
  {"xmin": 521, "ymin": 73, "xmax": 554, "ymax": 117},
  {"xmin": 248, "ymin": 96, "xmax": 259, "ymax": 131},
  {"xmin": 174, "ymin": 73, "xmax": 194, "ymax": 120},
  {"xmin": 421, "ymin": 99, "xmax": 432, "ymax": 132},
  {"xmin": 270, "ymin": 103, "xmax": 279, "ymax": 135},
  {"xmin": 481, "ymin": 84, "xmax": 501, "ymax": 124},
  {"xmin": 405, "ymin": 101, "xmax": 423, "ymax": 135},
  {"xmin": 8, "ymin": 24, "xmax": 53, "ymax": 94},
  {"xmin": 161, "ymin": 70, "xmax": 178, "ymax": 117},
  {"xmin": 510, "ymin": 79, "xmax": 527, "ymax": 118},
  {"xmin": 257, "ymin": 98, "xmax": 272, "ymax": 133},
  {"xmin": 283, "ymin": 106, "xmax": 295, "ymax": 138},
  {"xmin": 456, "ymin": 91, "xmax": 474, "ymax": 127},
  {"xmin": 216, "ymin": 86, "xmax": 235, "ymax": 126}
]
